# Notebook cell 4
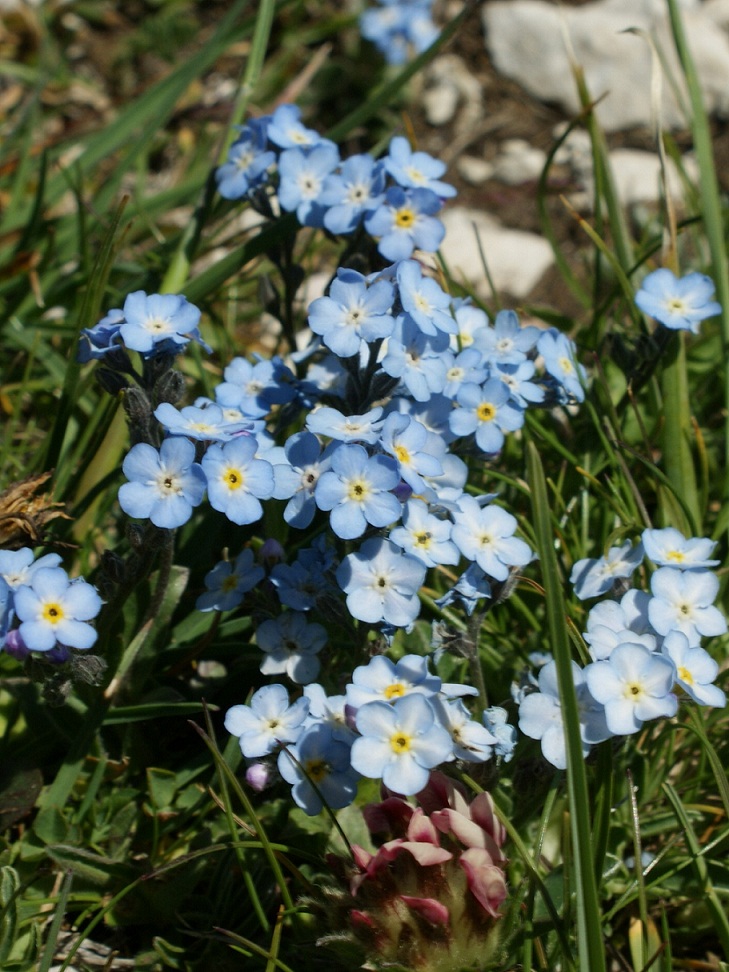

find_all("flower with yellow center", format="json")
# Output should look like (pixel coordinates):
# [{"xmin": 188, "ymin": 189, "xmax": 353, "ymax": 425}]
[
  {"xmin": 351, "ymin": 694, "xmax": 453, "ymax": 795},
  {"xmin": 14, "ymin": 565, "xmax": 102, "ymax": 653},
  {"xmin": 394, "ymin": 207, "xmax": 416, "ymax": 228}
]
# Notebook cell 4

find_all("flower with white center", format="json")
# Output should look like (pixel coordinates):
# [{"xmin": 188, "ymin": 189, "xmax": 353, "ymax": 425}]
[
  {"xmin": 584, "ymin": 642, "xmax": 678, "ymax": 736},
  {"xmin": 451, "ymin": 495, "xmax": 531, "ymax": 581},
  {"xmin": 431, "ymin": 697, "xmax": 498, "ymax": 763},
  {"xmin": 307, "ymin": 268, "xmax": 394, "ymax": 358},
  {"xmin": 336, "ymin": 537, "xmax": 426, "ymax": 627},
  {"xmin": 350, "ymin": 694, "xmax": 454, "ymax": 794},
  {"xmin": 0, "ymin": 548, "xmax": 62, "ymax": 591},
  {"xmin": 397, "ymin": 260, "xmax": 457, "ymax": 337},
  {"xmin": 648, "ymin": 567, "xmax": 727, "ymax": 646},
  {"xmin": 306, "ymin": 405, "xmax": 384, "ymax": 444},
  {"xmin": 661, "ymin": 630, "xmax": 726, "ymax": 708},
  {"xmin": 224, "ymin": 684, "xmax": 309, "ymax": 759},
  {"xmin": 476, "ymin": 309, "xmax": 540, "ymax": 365},
  {"xmin": 119, "ymin": 437, "xmax": 206, "ymax": 529},
  {"xmin": 119, "ymin": 291, "xmax": 202, "ymax": 355}
]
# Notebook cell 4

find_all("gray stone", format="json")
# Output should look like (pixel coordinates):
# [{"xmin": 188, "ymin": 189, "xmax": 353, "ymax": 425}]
[
  {"xmin": 436, "ymin": 207, "xmax": 554, "ymax": 299},
  {"xmin": 483, "ymin": 0, "xmax": 729, "ymax": 131}
]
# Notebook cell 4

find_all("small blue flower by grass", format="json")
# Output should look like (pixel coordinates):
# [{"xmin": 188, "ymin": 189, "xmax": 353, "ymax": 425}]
[{"xmin": 635, "ymin": 268, "xmax": 721, "ymax": 333}]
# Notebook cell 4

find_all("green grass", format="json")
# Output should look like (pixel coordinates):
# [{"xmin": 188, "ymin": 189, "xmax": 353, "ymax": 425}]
[{"xmin": 1, "ymin": 1, "xmax": 728, "ymax": 970}]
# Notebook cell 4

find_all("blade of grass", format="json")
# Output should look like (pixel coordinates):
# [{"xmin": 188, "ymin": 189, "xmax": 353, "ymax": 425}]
[
  {"xmin": 526, "ymin": 441, "xmax": 606, "ymax": 972},
  {"xmin": 665, "ymin": 0, "xmax": 729, "ymax": 523},
  {"xmin": 37, "ymin": 870, "xmax": 73, "ymax": 972},
  {"xmin": 161, "ymin": 0, "xmax": 277, "ymax": 294}
]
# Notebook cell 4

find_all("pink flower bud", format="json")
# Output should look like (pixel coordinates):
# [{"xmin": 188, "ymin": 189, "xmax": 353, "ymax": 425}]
[{"xmin": 245, "ymin": 761, "xmax": 273, "ymax": 792}]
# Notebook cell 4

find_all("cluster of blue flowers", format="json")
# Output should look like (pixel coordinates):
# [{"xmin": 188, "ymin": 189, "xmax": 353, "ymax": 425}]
[
  {"xmin": 225, "ymin": 654, "xmax": 515, "ymax": 814},
  {"xmin": 216, "ymin": 104, "xmax": 454, "ymax": 262},
  {"xmin": 0, "ymin": 548, "xmax": 102, "ymax": 661},
  {"xmin": 105, "ymin": 257, "xmax": 586, "ymax": 647},
  {"xmin": 359, "ymin": 0, "xmax": 439, "ymax": 66},
  {"xmin": 71, "ymin": 95, "xmax": 728, "ymax": 815},
  {"xmin": 517, "ymin": 527, "xmax": 727, "ymax": 769}
]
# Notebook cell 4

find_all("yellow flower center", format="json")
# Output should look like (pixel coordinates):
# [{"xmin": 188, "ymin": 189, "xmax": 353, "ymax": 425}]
[
  {"xmin": 348, "ymin": 479, "xmax": 369, "ymax": 501},
  {"xmin": 224, "ymin": 468, "xmax": 244, "ymax": 490},
  {"xmin": 477, "ymin": 402, "xmax": 496, "ymax": 422},
  {"xmin": 390, "ymin": 731, "xmax": 412, "ymax": 753},
  {"xmin": 394, "ymin": 207, "xmax": 416, "ymax": 228},
  {"xmin": 305, "ymin": 759, "xmax": 329, "ymax": 783},
  {"xmin": 221, "ymin": 575, "xmax": 239, "ymax": 592},
  {"xmin": 666, "ymin": 550, "xmax": 685, "ymax": 563},
  {"xmin": 678, "ymin": 665, "xmax": 694, "ymax": 686},
  {"xmin": 414, "ymin": 531, "xmax": 432, "ymax": 548},
  {"xmin": 394, "ymin": 445, "xmax": 411, "ymax": 464},
  {"xmin": 384, "ymin": 682, "xmax": 406, "ymax": 700},
  {"xmin": 558, "ymin": 356, "xmax": 574, "ymax": 375},
  {"xmin": 42, "ymin": 602, "xmax": 64, "ymax": 625}
]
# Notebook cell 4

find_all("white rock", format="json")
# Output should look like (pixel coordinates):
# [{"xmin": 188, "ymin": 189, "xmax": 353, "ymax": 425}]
[
  {"xmin": 436, "ymin": 207, "xmax": 554, "ymax": 298},
  {"xmin": 422, "ymin": 54, "xmax": 483, "ymax": 128},
  {"xmin": 423, "ymin": 82, "xmax": 460, "ymax": 126},
  {"xmin": 483, "ymin": 0, "xmax": 729, "ymax": 131},
  {"xmin": 456, "ymin": 155, "xmax": 494, "ymax": 184},
  {"xmin": 607, "ymin": 148, "xmax": 698, "ymax": 205},
  {"xmin": 492, "ymin": 139, "xmax": 547, "ymax": 185}
]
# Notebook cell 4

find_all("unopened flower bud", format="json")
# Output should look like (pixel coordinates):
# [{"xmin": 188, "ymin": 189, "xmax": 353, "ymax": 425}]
[
  {"xmin": 258, "ymin": 538, "xmax": 285, "ymax": 568},
  {"xmin": 153, "ymin": 369, "xmax": 187, "ymax": 407},
  {"xmin": 246, "ymin": 761, "xmax": 274, "ymax": 792}
]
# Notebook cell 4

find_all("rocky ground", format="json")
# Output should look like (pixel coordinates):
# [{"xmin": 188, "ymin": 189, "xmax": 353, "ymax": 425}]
[
  {"xmin": 411, "ymin": 0, "xmax": 729, "ymax": 317},
  {"xmin": 2, "ymin": 0, "xmax": 729, "ymax": 323}
]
